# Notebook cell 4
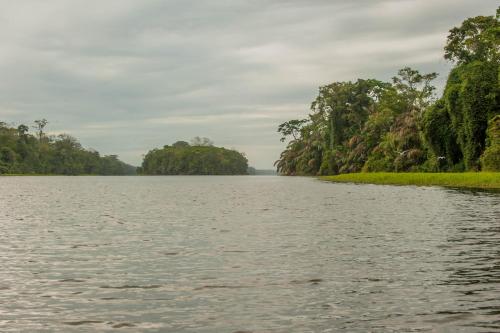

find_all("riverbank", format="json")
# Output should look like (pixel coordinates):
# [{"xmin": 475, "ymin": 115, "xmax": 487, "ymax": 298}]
[
  {"xmin": 0, "ymin": 174, "xmax": 133, "ymax": 176},
  {"xmin": 320, "ymin": 172, "xmax": 500, "ymax": 190},
  {"xmin": 0, "ymin": 174, "xmax": 58, "ymax": 176}
]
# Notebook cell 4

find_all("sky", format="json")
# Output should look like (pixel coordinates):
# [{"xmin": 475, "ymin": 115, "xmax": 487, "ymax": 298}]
[{"xmin": 0, "ymin": 1, "xmax": 498, "ymax": 168}]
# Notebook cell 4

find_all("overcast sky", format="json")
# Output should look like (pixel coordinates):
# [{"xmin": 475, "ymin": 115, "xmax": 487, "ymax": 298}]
[{"xmin": 0, "ymin": 1, "xmax": 497, "ymax": 168}]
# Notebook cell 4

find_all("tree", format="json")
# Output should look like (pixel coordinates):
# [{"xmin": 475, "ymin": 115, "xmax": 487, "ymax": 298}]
[
  {"xmin": 480, "ymin": 115, "xmax": 500, "ymax": 171},
  {"xmin": 140, "ymin": 142, "xmax": 248, "ymax": 175},
  {"xmin": 172, "ymin": 141, "xmax": 190, "ymax": 148},
  {"xmin": 392, "ymin": 67, "xmax": 438, "ymax": 115},
  {"xmin": 0, "ymin": 121, "xmax": 136, "ymax": 175},
  {"xmin": 0, "ymin": 147, "xmax": 16, "ymax": 164},
  {"xmin": 444, "ymin": 8, "xmax": 499, "ymax": 64},
  {"xmin": 33, "ymin": 119, "xmax": 48, "ymax": 141},
  {"xmin": 17, "ymin": 124, "xmax": 29, "ymax": 136},
  {"xmin": 277, "ymin": 119, "xmax": 308, "ymax": 142},
  {"xmin": 190, "ymin": 136, "xmax": 214, "ymax": 146},
  {"xmin": 275, "ymin": 68, "xmax": 438, "ymax": 175},
  {"xmin": 422, "ymin": 99, "xmax": 462, "ymax": 169},
  {"xmin": 311, "ymin": 79, "xmax": 389, "ymax": 150},
  {"xmin": 420, "ymin": 7, "xmax": 500, "ymax": 171}
]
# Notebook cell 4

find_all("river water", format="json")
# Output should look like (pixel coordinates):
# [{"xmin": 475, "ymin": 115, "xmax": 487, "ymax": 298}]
[{"xmin": 0, "ymin": 176, "xmax": 499, "ymax": 332}]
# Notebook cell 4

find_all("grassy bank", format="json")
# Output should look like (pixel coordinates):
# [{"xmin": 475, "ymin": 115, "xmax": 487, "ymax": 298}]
[{"xmin": 320, "ymin": 172, "xmax": 500, "ymax": 190}]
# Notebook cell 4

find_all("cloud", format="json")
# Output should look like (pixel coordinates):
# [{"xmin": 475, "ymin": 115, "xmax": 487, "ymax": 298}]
[{"xmin": 0, "ymin": 0, "xmax": 497, "ymax": 168}]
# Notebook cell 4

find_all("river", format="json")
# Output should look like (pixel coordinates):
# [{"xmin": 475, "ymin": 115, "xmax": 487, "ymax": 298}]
[{"xmin": 0, "ymin": 176, "xmax": 498, "ymax": 332}]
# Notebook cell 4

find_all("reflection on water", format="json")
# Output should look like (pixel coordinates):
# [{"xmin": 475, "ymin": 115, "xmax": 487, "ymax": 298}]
[{"xmin": 0, "ymin": 176, "xmax": 498, "ymax": 332}]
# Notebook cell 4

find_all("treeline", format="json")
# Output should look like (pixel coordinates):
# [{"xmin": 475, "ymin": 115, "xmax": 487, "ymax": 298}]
[
  {"xmin": 276, "ymin": 7, "xmax": 499, "ymax": 175},
  {"xmin": 0, "ymin": 120, "xmax": 136, "ymax": 175},
  {"xmin": 139, "ymin": 138, "xmax": 248, "ymax": 175},
  {"xmin": 247, "ymin": 167, "xmax": 277, "ymax": 175}
]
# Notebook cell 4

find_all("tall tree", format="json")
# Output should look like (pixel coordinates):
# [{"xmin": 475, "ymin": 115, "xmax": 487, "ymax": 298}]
[
  {"xmin": 33, "ymin": 119, "xmax": 48, "ymax": 141},
  {"xmin": 444, "ymin": 7, "xmax": 500, "ymax": 64},
  {"xmin": 277, "ymin": 119, "xmax": 309, "ymax": 142}
]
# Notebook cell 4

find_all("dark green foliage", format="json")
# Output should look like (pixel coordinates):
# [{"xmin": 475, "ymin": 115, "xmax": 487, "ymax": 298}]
[
  {"xmin": 444, "ymin": 7, "xmax": 499, "ymax": 64},
  {"xmin": 0, "ymin": 121, "xmax": 135, "ymax": 175},
  {"xmin": 172, "ymin": 141, "xmax": 190, "ymax": 148},
  {"xmin": 311, "ymin": 79, "xmax": 389, "ymax": 150},
  {"xmin": 481, "ymin": 115, "xmax": 500, "ymax": 171},
  {"xmin": 424, "ymin": 8, "xmax": 499, "ymax": 171},
  {"xmin": 276, "ymin": 7, "xmax": 499, "ymax": 175},
  {"xmin": 275, "ymin": 68, "xmax": 436, "ymax": 175},
  {"xmin": 440, "ymin": 61, "xmax": 499, "ymax": 170},
  {"xmin": 277, "ymin": 119, "xmax": 309, "ymax": 142},
  {"xmin": 459, "ymin": 61, "xmax": 498, "ymax": 169},
  {"xmin": 141, "ymin": 141, "xmax": 248, "ymax": 175},
  {"xmin": 481, "ymin": 146, "xmax": 499, "ymax": 172},
  {"xmin": 422, "ymin": 99, "xmax": 462, "ymax": 169}
]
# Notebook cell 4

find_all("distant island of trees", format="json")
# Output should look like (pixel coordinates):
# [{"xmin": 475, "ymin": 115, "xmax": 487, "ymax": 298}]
[
  {"xmin": 139, "ymin": 137, "xmax": 248, "ymax": 175},
  {"xmin": 0, "ymin": 123, "xmax": 251, "ymax": 176},
  {"xmin": 247, "ymin": 167, "xmax": 277, "ymax": 175},
  {"xmin": 0, "ymin": 119, "xmax": 136, "ymax": 175},
  {"xmin": 275, "ymin": 7, "xmax": 499, "ymax": 175}
]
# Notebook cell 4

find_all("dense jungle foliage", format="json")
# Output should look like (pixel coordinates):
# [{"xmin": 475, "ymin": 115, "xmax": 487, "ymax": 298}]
[
  {"xmin": 0, "ymin": 120, "xmax": 136, "ymax": 175},
  {"xmin": 140, "ymin": 138, "xmax": 248, "ymax": 175},
  {"xmin": 276, "ymin": 8, "xmax": 500, "ymax": 175}
]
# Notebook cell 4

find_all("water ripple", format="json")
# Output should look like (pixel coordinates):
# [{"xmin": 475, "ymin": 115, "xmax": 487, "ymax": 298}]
[{"xmin": 0, "ymin": 176, "xmax": 498, "ymax": 332}]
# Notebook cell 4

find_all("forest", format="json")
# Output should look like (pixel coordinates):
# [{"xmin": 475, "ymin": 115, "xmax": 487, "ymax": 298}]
[
  {"xmin": 139, "ymin": 137, "xmax": 248, "ymax": 175},
  {"xmin": 0, "ymin": 120, "xmax": 136, "ymax": 175},
  {"xmin": 275, "ymin": 8, "xmax": 500, "ymax": 175}
]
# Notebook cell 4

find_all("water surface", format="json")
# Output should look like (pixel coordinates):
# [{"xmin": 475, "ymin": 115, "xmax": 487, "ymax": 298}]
[{"xmin": 0, "ymin": 176, "xmax": 499, "ymax": 332}]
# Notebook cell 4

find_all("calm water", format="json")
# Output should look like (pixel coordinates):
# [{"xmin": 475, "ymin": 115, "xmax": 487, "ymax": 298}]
[{"xmin": 0, "ymin": 176, "xmax": 499, "ymax": 332}]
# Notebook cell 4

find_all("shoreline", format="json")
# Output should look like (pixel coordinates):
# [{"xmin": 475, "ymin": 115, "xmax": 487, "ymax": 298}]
[
  {"xmin": 0, "ymin": 174, "xmax": 257, "ymax": 177},
  {"xmin": 320, "ymin": 172, "xmax": 500, "ymax": 190}
]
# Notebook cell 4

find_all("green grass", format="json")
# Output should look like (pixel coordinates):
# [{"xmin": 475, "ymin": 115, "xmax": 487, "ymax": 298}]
[{"xmin": 320, "ymin": 172, "xmax": 500, "ymax": 190}]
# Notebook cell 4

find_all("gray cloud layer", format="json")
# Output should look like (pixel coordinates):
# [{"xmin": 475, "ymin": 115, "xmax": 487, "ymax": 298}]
[{"xmin": 0, "ymin": 0, "xmax": 497, "ymax": 168}]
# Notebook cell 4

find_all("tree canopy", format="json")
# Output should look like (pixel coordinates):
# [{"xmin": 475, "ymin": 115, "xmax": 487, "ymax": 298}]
[
  {"xmin": 0, "ymin": 120, "xmax": 136, "ymax": 175},
  {"xmin": 444, "ymin": 8, "xmax": 499, "ymax": 64},
  {"xmin": 275, "ymin": 7, "xmax": 500, "ymax": 175},
  {"xmin": 140, "ymin": 140, "xmax": 248, "ymax": 175}
]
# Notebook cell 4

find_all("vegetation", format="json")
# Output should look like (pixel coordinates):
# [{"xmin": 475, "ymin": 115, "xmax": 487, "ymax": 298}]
[
  {"xmin": 321, "ymin": 173, "xmax": 500, "ymax": 190},
  {"xmin": 275, "ymin": 7, "xmax": 499, "ymax": 175},
  {"xmin": 247, "ymin": 167, "xmax": 277, "ymax": 175},
  {"xmin": 140, "ymin": 137, "xmax": 248, "ymax": 175},
  {"xmin": 0, "ymin": 120, "xmax": 136, "ymax": 175},
  {"xmin": 481, "ymin": 115, "xmax": 500, "ymax": 171}
]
